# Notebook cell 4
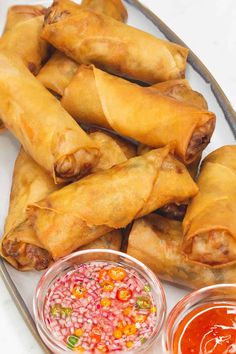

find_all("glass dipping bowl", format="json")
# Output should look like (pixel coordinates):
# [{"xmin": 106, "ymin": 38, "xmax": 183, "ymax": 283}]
[
  {"xmin": 33, "ymin": 249, "xmax": 167, "ymax": 354},
  {"xmin": 162, "ymin": 283, "xmax": 236, "ymax": 353}
]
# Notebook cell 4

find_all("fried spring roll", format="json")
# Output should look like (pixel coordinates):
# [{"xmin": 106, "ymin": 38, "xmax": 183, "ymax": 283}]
[
  {"xmin": 1, "ymin": 132, "xmax": 133, "ymax": 270},
  {"xmin": 25, "ymin": 147, "xmax": 198, "ymax": 260},
  {"xmin": 0, "ymin": 51, "xmax": 100, "ymax": 183},
  {"xmin": 127, "ymin": 214, "xmax": 236, "ymax": 289},
  {"xmin": 62, "ymin": 65, "xmax": 215, "ymax": 164},
  {"xmin": 42, "ymin": 0, "xmax": 188, "ymax": 84},
  {"xmin": 183, "ymin": 145, "xmax": 236, "ymax": 266},
  {"xmin": 3, "ymin": 5, "xmax": 46, "ymax": 34},
  {"xmin": 0, "ymin": 149, "xmax": 58, "ymax": 270},
  {"xmin": 37, "ymin": 0, "xmax": 128, "ymax": 95}
]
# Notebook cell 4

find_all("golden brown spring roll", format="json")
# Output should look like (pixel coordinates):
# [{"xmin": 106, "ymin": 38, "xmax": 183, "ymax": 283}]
[
  {"xmin": 37, "ymin": 0, "xmax": 128, "ymax": 95},
  {"xmin": 62, "ymin": 65, "xmax": 215, "ymax": 164},
  {"xmin": 0, "ymin": 149, "xmax": 58, "ymax": 270},
  {"xmin": 127, "ymin": 214, "xmax": 236, "ymax": 289},
  {"xmin": 42, "ymin": 0, "xmax": 189, "ymax": 84},
  {"xmin": 3, "ymin": 5, "xmax": 46, "ymax": 34},
  {"xmin": 183, "ymin": 145, "xmax": 236, "ymax": 266},
  {"xmin": 24, "ymin": 147, "xmax": 198, "ymax": 260},
  {"xmin": 1, "ymin": 131, "xmax": 133, "ymax": 270},
  {"xmin": 0, "ymin": 50, "xmax": 100, "ymax": 183},
  {"xmin": 0, "ymin": 16, "xmax": 49, "ymax": 75}
]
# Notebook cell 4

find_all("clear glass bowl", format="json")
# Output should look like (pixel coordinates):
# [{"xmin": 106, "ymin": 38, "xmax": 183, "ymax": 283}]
[
  {"xmin": 33, "ymin": 249, "xmax": 167, "ymax": 354},
  {"xmin": 162, "ymin": 283, "xmax": 236, "ymax": 353}
]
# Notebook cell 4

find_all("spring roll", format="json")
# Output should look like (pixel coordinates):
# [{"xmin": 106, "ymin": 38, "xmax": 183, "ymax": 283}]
[
  {"xmin": 24, "ymin": 147, "xmax": 198, "ymax": 260},
  {"xmin": 0, "ymin": 50, "xmax": 100, "ymax": 183},
  {"xmin": 41, "ymin": 0, "xmax": 189, "ymax": 84},
  {"xmin": 127, "ymin": 214, "xmax": 236, "ymax": 289},
  {"xmin": 3, "ymin": 5, "xmax": 46, "ymax": 34},
  {"xmin": 1, "ymin": 131, "xmax": 133, "ymax": 270},
  {"xmin": 0, "ymin": 149, "xmax": 58, "ymax": 270},
  {"xmin": 62, "ymin": 65, "xmax": 215, "ymax": 164},
  {"xmin": 183, "ymin": 145, "xmax": 236, "ymax": 266},
  {"xmin": 37, "ymin": 0, "xmax": 128, "ymax": 95}
]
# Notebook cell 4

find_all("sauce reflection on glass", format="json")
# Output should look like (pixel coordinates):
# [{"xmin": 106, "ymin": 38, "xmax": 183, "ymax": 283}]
[{"xmin": 173, "ymin": 303, "xmax": 236, "ymax": 354}]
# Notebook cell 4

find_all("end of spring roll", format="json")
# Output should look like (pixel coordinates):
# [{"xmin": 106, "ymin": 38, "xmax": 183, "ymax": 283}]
[
  {"xmin": 183, "ymin": 145, "xmax": 236, "ymax": 266},
  {"xmin": 127, "ymin": 214, "xmax": 236, "ymax": 289}
]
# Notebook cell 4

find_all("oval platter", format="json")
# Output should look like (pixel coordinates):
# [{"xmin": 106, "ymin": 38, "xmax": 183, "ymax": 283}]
[{"xmin": 0, "ymin": 1, "xmax": 235, "ymax": 353}]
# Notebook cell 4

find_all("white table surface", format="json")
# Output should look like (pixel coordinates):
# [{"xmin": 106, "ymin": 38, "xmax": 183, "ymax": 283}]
[{"xmin": 0, "ymin": 1, "xmax": 236, "ymax": 353}]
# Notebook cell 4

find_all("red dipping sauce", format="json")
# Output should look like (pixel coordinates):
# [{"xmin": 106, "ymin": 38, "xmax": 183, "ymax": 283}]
[{"xmin": 173, "ymin": 303, "xmax": 236, "ymax": 354}]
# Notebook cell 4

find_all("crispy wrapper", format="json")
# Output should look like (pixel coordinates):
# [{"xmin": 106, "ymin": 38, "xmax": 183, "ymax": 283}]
[
  {"xmin": 152, "ymin": 79, "xmax": 208, "ymax": 109},
  {"xmin": 42, "ymin": 0, "xmax": 188, "ymax": 84},
  {"xmin": 0, "ymin": 16, "xmax": 49, "ymax": 75},
  {"xmin": 0, "ymin": 50, "xmax": 100, "ymax": 183},
  {"xmin": 37, "ymin": 0, "xmax": 127, "ymax": 95},
  {"xmin": 81, "ymin": 0, "xmax": 128, "ymax": 22},
  {"xmin": 62, "ymin": 65, "xmax": 215, "ymax": 164},
  {"xmin": 137, "ymin": 79, "xmax": 204, "ymax": 221},
  {"xmin": 0, "ymin": 5, "xmax": 48, "ymax": 132},
  {"xmin": 3, "ymin": 5, "xmax": 46, "ymax": 34},
  {"xmin": 79, "ymin": 230, "xmax": 122, "ymax": 251},
  {"xmin": 37, "ymin": 51, "xmax": 78, "ymax": 96},
  {"xmin": 183, "ymin": 145, "xmax": 236, "ymax": 266},
  {"xmin": 25, "ymin": 147, "xmax": 198, "ymax": 260},
  {"xmin": 127, "ymin": 214, "xmax": 236, "ymax": 289},
  {"xmin": 1, "ymin": 131, "xmax": 133, "ymax": 270}
]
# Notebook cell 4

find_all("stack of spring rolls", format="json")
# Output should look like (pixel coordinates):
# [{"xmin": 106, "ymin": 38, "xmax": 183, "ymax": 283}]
[{"xmin": 0, "ymin": 0, "xmax": 235, "ymax": 290}]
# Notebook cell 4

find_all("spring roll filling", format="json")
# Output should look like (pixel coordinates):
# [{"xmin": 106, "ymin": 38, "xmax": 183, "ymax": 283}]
[
  {"xmin": 186, "ymin": 230, "xmax": 236, "ymax": 266},
  {"xmin": 186, "ymin": 119, "xmax": 215, "ymax": 162},
  {"xmin": 158, "ymin": 202, "xmax": 188, "ymax": 221},
  {"xmin": 55, "ymin": 148, "xmax": 100, "ymax": 179},
  {"xmin": 2, "ymin": 239, "xmax": 52, "ymax": 270}
]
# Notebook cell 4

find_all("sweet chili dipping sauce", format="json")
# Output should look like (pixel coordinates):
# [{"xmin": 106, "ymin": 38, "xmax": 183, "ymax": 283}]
[
  {"xmin": 173, "ymin": 303, "xmax": 236, "ymax": 354},
  {"xmin": 44, "ymin": 261, "xmax": 158, "ymax": 352}
]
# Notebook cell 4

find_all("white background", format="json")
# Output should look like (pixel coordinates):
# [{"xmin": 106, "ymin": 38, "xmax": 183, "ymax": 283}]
[{"xmin": 0, "ymin": 0, "xmax": 235, "ymax": 353}]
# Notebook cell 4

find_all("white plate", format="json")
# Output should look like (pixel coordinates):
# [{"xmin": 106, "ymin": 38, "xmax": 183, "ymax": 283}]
[{"xmin": 0, "ymin": 1, "xmax": 235, "ymax": 353}]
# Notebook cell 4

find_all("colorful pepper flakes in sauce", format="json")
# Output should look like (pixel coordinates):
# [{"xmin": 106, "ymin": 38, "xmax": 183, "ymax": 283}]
[{"xmin": 44, "ymin": 262, "xmax": 157, "ymax": 352}]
